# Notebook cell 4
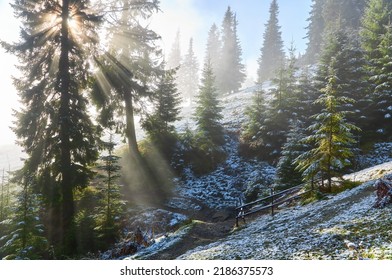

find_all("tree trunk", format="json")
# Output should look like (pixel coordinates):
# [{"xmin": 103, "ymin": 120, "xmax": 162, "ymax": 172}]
[
  {"xmin": 124, "ymin": 91, "xmax": 141, "ymax": 160},
  {"xmin": 58, "ymin": 0, "xmax": 76, "ymax": 255}
]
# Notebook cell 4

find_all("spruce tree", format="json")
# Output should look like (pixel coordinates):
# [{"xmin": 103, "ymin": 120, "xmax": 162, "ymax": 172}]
[
  {"xmin": 0, "ymin": 175, "xmax": 47, "ymax": 259},
  {"xmin": 95, "ymin": 135, "xmax": 124, "ymax": 245},
  {"xmin": 194, "ymin": 60, "xmax": 224, "ymax": 146},
  {"xmin": 240, "ymin": 89, "xmax": 267, "ymax": 157},
  {"xmin": 2, "ymin": 0, "xmax": 102, "ymax": 256},
  {"xmin": 257, "ymin": 0, "xmax": 285, "ymax": 83},
  {"xmin": 304, "ymin": 0, "xmax": 368, "ymax": 65},
  {"xmin": 177, "ymin": 38, "xmax": 199, "ymax": 102},
  {"xmin": 205, "ymin": 23, "xmax": 222, "ymax": 88},
  {"xmin": 361, "ymin": 0, "xmax": 392, "ymax": 137},
  {"xmin": 304, "ymin": 0, "xmax": 325, "ymax": 65},
  {"xmin": 249, "ymin": 46, "xmax": 298, "ymax": 161},
  {"xmin": 275, "ymin": 121, "xmax": 309, "ymax": 190},
  {"xmin": 166, "ymin": 29, "xmax": 181, "ymax": 70},
  {"xmin": 142, "ymin": 68, "xmax": 182, "ymax": 159},
  {"xmin": 217, "ymin": 6, "xmax": 246, "ymax": 94},
  {"xmin": 296, "ymin": 59, "xmax": 360, "ymax": 192}
]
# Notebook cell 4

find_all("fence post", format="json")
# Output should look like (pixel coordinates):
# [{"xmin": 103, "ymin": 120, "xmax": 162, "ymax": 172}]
[{"xmin": 271, "ymin": 187, "xmax": 274, "ymax": 217}]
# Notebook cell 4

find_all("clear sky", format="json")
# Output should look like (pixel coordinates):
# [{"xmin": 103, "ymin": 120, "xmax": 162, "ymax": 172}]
[{"xmin": 0, "ymin": 0, "xmax": 312, "ymax": 146}]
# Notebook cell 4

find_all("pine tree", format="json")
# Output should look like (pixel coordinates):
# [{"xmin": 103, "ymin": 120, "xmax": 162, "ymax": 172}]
[
  {"xmin": 275, "ymin": 121, "xmax": 309, "ymax": 190},
  {"xmin": 194, "ymin": 60, "xmax": 224, "ymax": 146},
  {"xmin": 294, "ymin": 67, "xmax": 319, "ymax": 126},
  {"xmin": 257, "ymin": 0, "xmax": 285, "ymax": 83},
  {"xmin": 314, "ymin": 30, "xmax": 368, "ymax": 125},
  {"xmin": 205, "ymin": 23, "xmax": 222, "ymax": 87},
  {"xmin": 361, "ymin": 0, "xmax": 392, "ymax": 137},
  {"xmin": 95, "ymin": 135, "xmax": 124, "ymax": 245},
  {"xmin": 323, "ymin": 0, "xmax": 368, "ymax": 33},
  {"xmin": 2, "ymin": 0, "xmax": 102, "ymax": 255},
  {"xmin": 177, "ymin": 38, "xmax": 199, "ymax": 102},
  {"xmin": 240, "ymin": 89, "xmax": 267, "ymax": 156},
  {"xmin": 304, "ymin": 0, "xmax": 368, "ymax": 65},
  {"xmin": 251, "ymin": 46, "xmax": 299, "ymax": 161},
  {"xmin": 304, "ymin": 0, "xmax": 325, "ymax": 65},
  {"xmin": 296, "ymin": 59, "xmax": 360, "ymax": 192},
  {"xmin": 166, "ymin": 29, "xmax": 181, "ymax": 70},
  {"xmin": 0, "ymin": 175, "xmax": 47, "ymax": 259},
  {"xmin": 93, "ymin": 0, "xmax": 162, "ymax": 159},
  {"xmin": 142, "ymin": 68, "xmax": 182, "ymax": 159},
  {"xmin": 217, "ymin": 6, "xmax": 246, "ymax": 94}
]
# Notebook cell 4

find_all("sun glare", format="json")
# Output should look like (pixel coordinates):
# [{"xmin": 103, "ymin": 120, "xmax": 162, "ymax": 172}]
[{"xmin": 67, "ymin": 16, "xmax": 80, "ymax": 34}]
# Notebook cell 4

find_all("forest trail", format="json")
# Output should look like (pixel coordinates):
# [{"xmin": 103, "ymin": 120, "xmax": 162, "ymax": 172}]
[{"xmin": 144, "ymin": 214, "xmax": 235, "ymax": 260}]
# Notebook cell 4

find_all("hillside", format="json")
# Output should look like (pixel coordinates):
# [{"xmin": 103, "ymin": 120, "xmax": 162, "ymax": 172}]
[
  {"xmin": 112, "ymin": 87, "xmax": 392, "ymax": 261},
  {"xmin": 179, "ymin": 162, "xmax": 392, "ymax": 260},
  {"xmin": 121, "ymin": 161, "xmax": 392, "ymax": 260}
]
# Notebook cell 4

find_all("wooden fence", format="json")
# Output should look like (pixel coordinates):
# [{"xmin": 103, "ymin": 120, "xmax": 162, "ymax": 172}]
[{"xmin": 235, "ymin": 179, "xmax": 322, "ymax": 227}]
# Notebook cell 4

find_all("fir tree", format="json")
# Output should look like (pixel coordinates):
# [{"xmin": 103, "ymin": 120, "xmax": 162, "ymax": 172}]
[
  {"xmin": 323, "ymin": 0, "xmax": 368, "ymax": 33},
  {"xmin": 304, "ymin": 0, "xmax": 325, "ymax": 65},
  {"xmin": 250, "ymin": 46, "xmax": 299, "ymax": 161},
  {"xmin": 0, "ymin": 175, "xmax": 47, "ymax": 259},
  {"xmin": 2, "ymin": 0, "xmax": 102, "ymax": 255},
  {"xmin": 194, "ymin": 60, "xmax": 224, "ymax": 146},
  {"xmin": 296, "ymin": 59, "xmax": 361, "ymax": 192},
  {"xmin": 142, "ymin": 68, "xmax": 182, "ymax": 159},
  {"xmin": 314, "ymin": 30, "xmax": 368, "ymax": 131},
  {"xmin": 217, "ymin": 6, "xmax": 246, "ymax": 94},
  {"xmin": 166, "ymin": 29, "xmax": 181, "ymax": 70},
  {"xmin": 257, "ymin": 0, "xmax": 285, "ymax": 83},
  {"xmin": 361, "ymin": 0, "xmax": 392, "ymax": 137},
  {"xmin": 95, "ymin": 135, "xmax": 124, "ymax": 245},
  {"xmin": 177, "ymin": 38, "xmax": 199, "ymax": 102},
  {"xmin": 304, "ymin": 0, "xmax": 368, "ymax": 64},
  {"xmin": 93, "ymin": 0, "xmax": 162, "ymax": 159},
  {"xmin": 275, "ymin": 121, "xmax": 309, "ymax": 190},
  {"xmin": 205, "ymin": 23, "xmax": 222, "ymax": 88},
  {"xmin": 240, "ymin": 89, "xmax": 267, "ymax": 156}
]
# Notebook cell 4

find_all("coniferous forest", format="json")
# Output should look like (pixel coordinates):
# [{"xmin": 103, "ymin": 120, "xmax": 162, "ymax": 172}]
[{"xmin": 0, "ymin": 0, "xmax": 391, "ymax": 260}]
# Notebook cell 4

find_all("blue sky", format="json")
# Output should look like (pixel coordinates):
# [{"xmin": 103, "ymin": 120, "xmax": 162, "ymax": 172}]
[{"xmin": 0, "ymin": 0, "xmax": 312, "ymax": 145}]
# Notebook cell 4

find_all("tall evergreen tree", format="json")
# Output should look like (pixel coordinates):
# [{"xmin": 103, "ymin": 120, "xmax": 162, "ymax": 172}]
[
  {"xmin": 217, "ymin": 6, "xmax": 246, "ymax": 94},
  {"xmin": 304, "ymin": 0, "xmax": 368, "ymax": 65},
  {"xmin": 361, "ymin": 0, "xmax": 392, "ymax": 137},
  {"xmin": 245, "ymin": 46, "xmax": 298, "ymax": 162},
  {"xmin": 304, "ymin": 0, "xmax": 325, "ymax": 65},
  {"xmin": 177, "ymin": 38, "xmax": 199, "ymax": 101},
  {"xmin": 142, "ymin": 68, "xmax": 182, "ymax": 159},
  {"xmin": 205, "ymin": 23, "xmax": 222, "ymax": 87},
  {"xmin": 275, "ymin": 121, "xmax": 309, "ymax": 190},
  {"xmin": 323, "ymin": 0, "xmax": 368, "ymax": 33},
  {"xmin": 2, "ymin": 0, "xmax": 102, "ymax": 255},
  {"xmin": 314, "ymin": 30, "xmax": 368, "ymax": 134},
  {"xmin": 240, "ymin": 89, "xmax": 267, "ymax": 156},
  {"xmin": 93, "ymin": 0, "xmax": 162, "ymax": 158},
  {"xmin": 166, "ymin": 29, "xmax": 181, "ymax": 70},
  {"xmin": 296, "ymin": 59, "xmax": 360, "ymax": 192},
  {"xmin": 257, "ymin": 0, "xmax": 285, "ymax": 83},
  {"xmin": 194, "ymin": 60, "xmax": 224, "ymax": 146}
]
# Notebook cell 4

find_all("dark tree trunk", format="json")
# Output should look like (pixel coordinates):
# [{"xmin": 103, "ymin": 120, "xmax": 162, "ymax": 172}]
[
  {"xmin": 124, "ymin": 91, "xmax": 142, "ymax": 161},
  {"xmin": 58, "ymin": 0, "xmax": 76, "ymax": 255}
]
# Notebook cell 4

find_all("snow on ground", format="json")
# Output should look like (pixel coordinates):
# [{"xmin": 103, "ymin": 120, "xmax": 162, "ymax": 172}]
[
  {"xmin": 168, "ymin": 134, "xmax": 275, "ymax": 210},
  {"xmin": 178, "ymin": 162, "xmax": 392, "ymax": 260}
]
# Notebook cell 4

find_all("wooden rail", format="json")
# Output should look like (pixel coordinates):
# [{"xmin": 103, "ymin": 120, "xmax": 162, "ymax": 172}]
[{"xmin": 235, "ymin": 179, "xmax": 322, "ymax": 227}]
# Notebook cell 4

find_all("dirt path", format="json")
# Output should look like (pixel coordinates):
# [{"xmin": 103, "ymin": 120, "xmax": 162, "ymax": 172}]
[{"xmin": 146, "ymin": 217, "xmax": 235, "ymax": 260}]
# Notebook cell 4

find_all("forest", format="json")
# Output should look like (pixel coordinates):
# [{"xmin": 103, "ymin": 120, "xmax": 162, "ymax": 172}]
[{"xmin": 0, "ymin": 0, "xmax": 391, "ymax": 259}]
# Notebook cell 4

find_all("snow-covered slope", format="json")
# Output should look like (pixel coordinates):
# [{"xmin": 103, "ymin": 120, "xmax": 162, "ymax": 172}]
[{"xmin": 178, "ymin": 162, "xmax": 392, "ymax": 260}]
